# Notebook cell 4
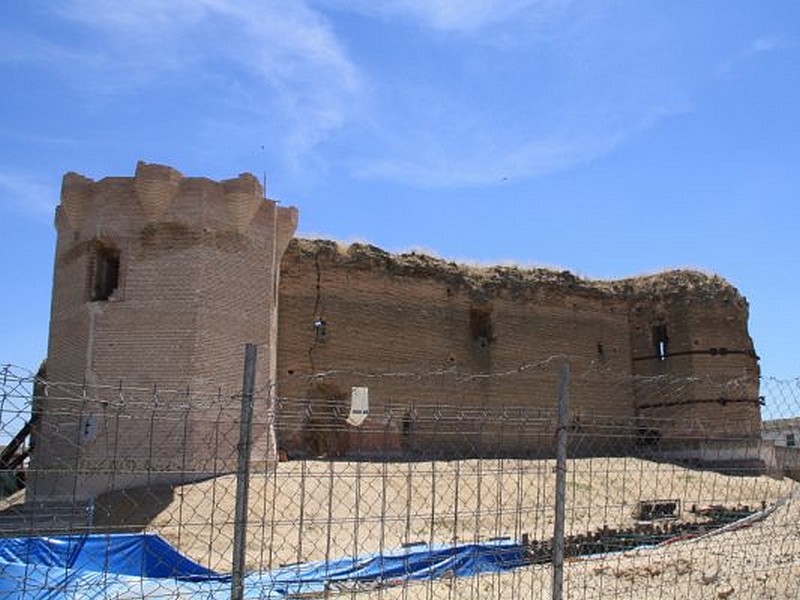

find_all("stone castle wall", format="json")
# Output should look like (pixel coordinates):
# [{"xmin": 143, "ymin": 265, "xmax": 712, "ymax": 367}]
[
  {"xmin": 275, "ymin": 240, "xmax": 761, "ymax": 458},
  {"xmin": 628, "ymin": 286, "xmax": 761, "ymax": 441},
  {"xmin": 33, "ymin": 163, "xmax": 761, "ymax": 500}
]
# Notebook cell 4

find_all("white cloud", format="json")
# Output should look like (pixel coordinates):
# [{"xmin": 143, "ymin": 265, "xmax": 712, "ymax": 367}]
[
  {"xmin": 750, "ymin": 36, "xmax": 782, "ymax": 54},
  {"xmin": 0, "ymin": 172, "xmax": 58, "ymax": 220},
  {"xmin": 1, "ymin": 0, "xmax": 698, "ymax": 190},
  {"xmin": 716, "ymin": 35, "xmax": 790, "ymax": 78},
  {"xmin": 353, "ymin": 132, "xmax": 615, "ymax": 187},
  {"xmin": 318, "ymin": 0, "xmax": 571, "ymax": 33},
  {"xmin": 348, "ymin": 18, "xmax": 692, "ymax": 188},
  {"xmin": 314, "ymin": 0, "xmax": 693, "ymax": 188},
  {"xmin": 351, "ymin": 88, "xmax": 691, "ymax": 187},
  {"xmin": 33, "ymin": 1, "xmax": 362, "ymax": 166}
]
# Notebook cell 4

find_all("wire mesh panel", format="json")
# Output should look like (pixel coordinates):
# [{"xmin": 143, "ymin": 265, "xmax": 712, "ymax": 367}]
[{"xmin": 1, "ymin": 361, "xmax": 799, "ymax": 599}]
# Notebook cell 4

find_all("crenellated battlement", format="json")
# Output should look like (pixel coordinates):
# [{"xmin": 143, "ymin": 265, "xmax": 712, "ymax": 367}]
[
  {"xmin": 57, "ymin": 161, "xmax": 294, "ymax": 239},
  {"xmin": 59, "ymin": 172, "xmax": 94, "ymax": 230},
  {"xmin": 133, "ymin": 161, "xmax": 182, "ymax": 222}
]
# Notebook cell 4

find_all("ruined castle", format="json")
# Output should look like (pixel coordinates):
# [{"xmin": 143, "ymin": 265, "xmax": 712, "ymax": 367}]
[{"xmin": 31, "ymin": 163, "xmax": 761, "ymax": 501}]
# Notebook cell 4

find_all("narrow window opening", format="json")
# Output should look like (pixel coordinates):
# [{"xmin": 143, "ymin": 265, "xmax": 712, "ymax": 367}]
[
  {"xmin": 652, "ymin": 324, "xmax": 669, "ymax": 361},
  {"xmin": 787, "ymin": 433, "xmax": 796, "ymax": 447},
  {"xmin": 91, "ymin": 245, "xmax": 120, "ymax": 301},
  {"xmin": 469, "ymin": 306, "xmax": 493, "ymax": 349}
]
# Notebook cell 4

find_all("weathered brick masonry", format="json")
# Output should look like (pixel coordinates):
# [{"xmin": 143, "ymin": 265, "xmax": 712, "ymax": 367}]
[
  {"xmin": 33, "ymin": 163, "xmax": 761, "ymax": 501},
  {"xmin": 276, "ymin": 241, "xmax": 760, "ymax": 459},
  {"xmin": 31, "ymin": 163, "xmax": 297, "ymax": 500}
]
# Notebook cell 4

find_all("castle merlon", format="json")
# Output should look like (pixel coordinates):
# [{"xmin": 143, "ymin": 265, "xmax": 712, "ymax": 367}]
[{"xmin": 57, "ymin": 161, "xmax": 292, "ymax": 236}]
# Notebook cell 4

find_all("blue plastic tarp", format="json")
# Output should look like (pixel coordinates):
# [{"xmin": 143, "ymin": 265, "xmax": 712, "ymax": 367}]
[
  {"xmin": 0, "ymin": 533, "xmax": 227, "ymax": 599},
  {"xmin": 253, "ymin": 539, "xmax": 530, "ymax": 597},
  {"xmin": 0, "ymin": 533, "xmax": 220, "ymax": 579},
  {"xmin": 0, "ymin": 534, "xmax": 530, "ymax": 599}
]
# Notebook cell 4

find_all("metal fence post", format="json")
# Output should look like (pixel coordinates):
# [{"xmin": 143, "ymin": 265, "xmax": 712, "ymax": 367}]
[
  {"xmin": 552, "ymin": 356, "xmax": 570, "ymax": 600},
  {"xmin": 232, "ymin": 343, "xmax": 257, "ymax": 600}
]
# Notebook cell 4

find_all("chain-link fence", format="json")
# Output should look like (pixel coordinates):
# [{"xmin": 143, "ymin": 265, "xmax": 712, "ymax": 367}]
[{"xmin": 1, "ymin": 359, "xmax": 799, "ymax": 599}]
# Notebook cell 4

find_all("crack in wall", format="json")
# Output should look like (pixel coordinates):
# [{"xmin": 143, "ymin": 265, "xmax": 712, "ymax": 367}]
[{"xmin": 307, "ymin": 253, "xmax": 324, "ymax": 373}]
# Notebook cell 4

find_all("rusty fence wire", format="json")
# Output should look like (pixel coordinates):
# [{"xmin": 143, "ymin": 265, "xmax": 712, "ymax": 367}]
[{"xmin": 0, "ymin": 361, "xmax": 799, "ymax": 599}]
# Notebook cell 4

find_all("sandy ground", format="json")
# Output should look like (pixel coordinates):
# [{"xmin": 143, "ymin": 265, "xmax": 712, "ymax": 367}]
[
  {"xmin": 135, "ymin": 456, "xmax": 797, "ymax": 599},
  {"xmin": 2, "ymin": 456, "xmax": 795, "ymax": 598},
  {"xmin": 371, "ymin": 487, "xmax": 800, "ymax": 600}
]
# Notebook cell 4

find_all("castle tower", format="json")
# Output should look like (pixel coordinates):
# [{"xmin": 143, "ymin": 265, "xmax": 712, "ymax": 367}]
[
  {"xmin": 29, "ymin": 162, "xmax": 297, "ymax": 501},
  {"xmin": 627, "ymin": 272, "xmax": 761, "ymax": 445}
]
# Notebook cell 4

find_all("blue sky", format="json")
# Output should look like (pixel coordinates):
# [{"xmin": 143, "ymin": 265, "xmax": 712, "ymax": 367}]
[{"xmin": 1, "ymin": 1, "xmax": 798, "ymax": 384}]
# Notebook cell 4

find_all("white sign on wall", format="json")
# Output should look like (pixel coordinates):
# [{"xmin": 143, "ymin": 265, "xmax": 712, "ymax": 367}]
[{"xmin": 347, "ymin": 386, "xmax": 369, "ymax": 427}]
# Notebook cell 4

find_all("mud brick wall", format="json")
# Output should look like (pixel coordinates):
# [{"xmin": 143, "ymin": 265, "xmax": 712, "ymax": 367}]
[
  {"xmin": 37, "ymin": 163, "xmax": 761, "ymax": 501},
  {"xmin": 31, "ymin": 162, "xmax": 297, "ymax": 501},
  {"xmin": 629, "ymin": 282, "xmax": 760, "ymax": 441},
  {"xmin": 276, "ymin": 241, "xmax": 761, "ymax": 459}
]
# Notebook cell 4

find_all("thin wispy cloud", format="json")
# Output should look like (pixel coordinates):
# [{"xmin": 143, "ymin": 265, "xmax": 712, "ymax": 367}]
[
  {"xmin": 353, "ymin": 136, "xmax": 610, "ymax": 187},
  {"xmin": 25, "ymin": 1, "xmax": 363, "ymax": 168},
  {"xmin": 320, "ymin": 0, "xmax": 571, "ymax": 33},
  {"xmin": 0, "ymin": 1, "xmax": 709, "ymax": 190},
  {"xmin": 351, "ymin": 113, "xmax": 673, "ymax": 188},
  {"xmin": 0, "ymin": 30, "xmax": 84, "ymax": 67},
  {"xmin": 339, "ymin": 2, "xmax": 691, "ymax": 187},
  {"xmin": 0, "ymin": 171, "xmax": 58, "ymax": 221},
  {"xmin": 717, "ymin": 35, "xmax": 790, "ymax": 78}
]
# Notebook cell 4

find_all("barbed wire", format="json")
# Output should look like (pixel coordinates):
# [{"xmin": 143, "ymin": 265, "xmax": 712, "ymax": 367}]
[
  {"xmin": 1, "ymin": 360, "xmax": 799, "ymax": 599},
  {"xmin": 0, "ymin": 358, "xmax": 782, "ymax": 398}
]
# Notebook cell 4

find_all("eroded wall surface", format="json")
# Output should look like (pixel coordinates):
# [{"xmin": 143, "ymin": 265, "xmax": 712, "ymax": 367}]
[{"xmin": 276, "ymin": 241, "xmax": 761, "ymax": 459}]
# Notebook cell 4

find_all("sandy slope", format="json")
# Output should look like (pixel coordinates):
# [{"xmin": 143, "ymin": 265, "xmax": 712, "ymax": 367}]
[
  {"xmin": 146, "ymin": 456, "xmax": 795, "ymax": 599},
  {"xmin": 2, "ymin": 455, "xmax": 796, "ymax": 598}
]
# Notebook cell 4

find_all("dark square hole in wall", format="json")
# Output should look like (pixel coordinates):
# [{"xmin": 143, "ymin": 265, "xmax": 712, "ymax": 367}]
[
  {"xmin": 636, "ymin": 427, "xmax": 661, "ymax": 447},
  {"xmin": 90, "ymin": 244, "xmax": 120, "ymax": 302},
  {"xmin": 402, "ymin": 411, "xmax": 414, "ymax": 437},
  {"xmin": 469, "ymin": 306, "xmax": 493, "ymax": 348}
]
